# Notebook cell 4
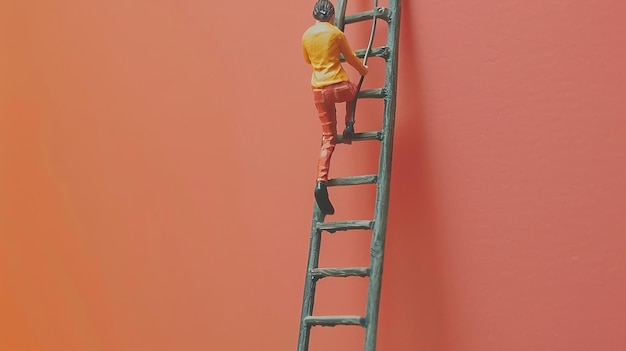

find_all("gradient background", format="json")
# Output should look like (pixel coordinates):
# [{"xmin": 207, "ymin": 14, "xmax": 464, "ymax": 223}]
[{"xmin": 2, "ymin": 0, "xmax": 626, "ymax": 350}]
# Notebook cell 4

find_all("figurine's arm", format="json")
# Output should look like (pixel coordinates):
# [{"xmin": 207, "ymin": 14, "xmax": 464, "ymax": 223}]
[
  {"xmin": 302, "ymin": 44, "xmax": 311, "ymax": 64},
  {"xmin": 338, "ymin": 33, "xmax": 368, "ymax": 76}
]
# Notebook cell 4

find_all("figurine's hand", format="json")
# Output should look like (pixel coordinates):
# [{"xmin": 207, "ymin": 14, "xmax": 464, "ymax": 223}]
[{"xmin": 361, "ymin": 65, "xmax": 369, "ymax": 76}]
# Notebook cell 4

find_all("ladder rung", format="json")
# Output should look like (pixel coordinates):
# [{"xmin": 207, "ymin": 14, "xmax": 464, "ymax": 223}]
[
  {"xmin": 303, "ymin": 315, "xmax": 366, "ymax": 327},
  {"xmin": 310, "ymin": 267, "xmax": 370, "ymax": 279},
  {"xmin": 355, "ymin": 46, "xmax": 390, "ymax": 60},
  {"xmin": 341, "ymin": 47, "xmax": 389, "ymax": 62},
  {"xmin": 327, "ymin": 175, "xmax": 377, "ymax": 187},
  {"xmin": 345, "ymin": 7, "xmax": 390, "ymax": 24},
  {"xmin": 337, "ymin": 131, "xmax": 382, "ymax": 143},
  {"xmin": 316, "ymin": 220, "xmax": 373, "ymax": 232},
  {"xmin": 358, "ymin": 88, "xmax": 385, "ymax": 99}
]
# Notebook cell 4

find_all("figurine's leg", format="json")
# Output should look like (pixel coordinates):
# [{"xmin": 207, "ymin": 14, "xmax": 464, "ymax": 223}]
[
  {"xmin": 336, "ymin": 81, "xmax": 357, "ymax": 143},
  {"xmin": 312, "ymin": 88, "xmax": 337, "ymax": 215},
  {"xmin": 343, "ymin": 97, "xmax": 356, "ymax": 144},
  {"xmin": 345, "ymin": 98, "xmax": 356, "ymax": 124},
  {"xmin": 315, "ymin": 101, "xmax": 337, "ymax": 182}
]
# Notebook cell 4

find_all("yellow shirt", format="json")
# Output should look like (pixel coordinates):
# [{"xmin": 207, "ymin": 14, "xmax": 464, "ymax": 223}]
[{"xmin": 302, "ymin": 21, "xmax": 368, "ymax": 88}]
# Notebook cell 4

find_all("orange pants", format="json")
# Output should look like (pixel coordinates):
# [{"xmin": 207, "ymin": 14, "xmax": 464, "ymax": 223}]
[{"xmin": 312, "ymin": 81, "xmax": 357, "ymax": 182}]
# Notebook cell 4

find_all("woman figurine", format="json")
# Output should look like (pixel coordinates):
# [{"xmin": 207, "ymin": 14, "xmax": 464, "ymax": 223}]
[{"xmin": 302, "ymin": 0, "xmax": 368, "ymax": 215}]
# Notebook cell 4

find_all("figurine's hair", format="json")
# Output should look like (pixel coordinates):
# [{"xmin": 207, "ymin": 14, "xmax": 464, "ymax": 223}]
[{"xmin": 313, "ymin": 0, "xmax": 335, "ymax": 22}]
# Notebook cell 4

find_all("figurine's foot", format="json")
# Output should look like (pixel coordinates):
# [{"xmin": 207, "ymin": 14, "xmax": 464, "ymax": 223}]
[
  {"xmin": 314, "ymin": 180, "xmax": 335, "ymax": 215},
  {"xmin": 342, "ymin": 121, "xmax": 354, "ymax": 144}
]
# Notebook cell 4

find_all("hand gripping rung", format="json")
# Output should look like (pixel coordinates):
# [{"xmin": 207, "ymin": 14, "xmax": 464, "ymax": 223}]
[
  {"xmin": 303, "ymin": 315, "xmax": 366, "ymax": 327},
  {"xmin": 337, "ymin": 131, "xmax": 382, "ymax": 143},
  {"xmin": 310, "ymin": 267, "xmax": 370, "ymax": 279},
  {"xmin": 327, "ymin": 175, "xmax": 377, "ymax": 187},
  {"xmin": 345, "ymin": 7, "xmax": 390, "ymax": 24},
  {"xmin": 358, "ymin": 88, "xmax": 386, "ymax": 99},
  {"xmin": 316, "ymin": 220, "xmax": 373, "ymax": 232}
]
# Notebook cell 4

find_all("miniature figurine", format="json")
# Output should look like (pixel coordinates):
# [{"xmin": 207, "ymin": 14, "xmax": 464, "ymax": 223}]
[{"xmin": 302, "ymin": 0, "xmax": 369, "ymax": 215}]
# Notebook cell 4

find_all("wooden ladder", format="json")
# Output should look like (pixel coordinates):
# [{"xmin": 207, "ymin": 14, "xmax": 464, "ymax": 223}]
[{"xmin": 297, "ymin": 1, "xmax": 402, "ymax": 350}]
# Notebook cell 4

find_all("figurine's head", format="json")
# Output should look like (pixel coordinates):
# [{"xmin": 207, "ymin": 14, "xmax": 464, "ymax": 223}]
[{"xmin": 313, "ymin": 0, "xmax": 335, "ymax": 22}]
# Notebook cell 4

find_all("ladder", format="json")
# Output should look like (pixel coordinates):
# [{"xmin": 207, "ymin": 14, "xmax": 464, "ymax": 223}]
[{"xmin": 297, "ymin": 1, "xmax": 402, "ymax": 350}]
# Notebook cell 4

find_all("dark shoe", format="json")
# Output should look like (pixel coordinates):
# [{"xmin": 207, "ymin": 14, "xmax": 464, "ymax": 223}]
[
  {"xmin": 342, "ymin": 121, "xmax": 354, "ymax": 144},
  {"xmin": 314, "ymin": 181, "xmax": 335, "ymax": 215}
]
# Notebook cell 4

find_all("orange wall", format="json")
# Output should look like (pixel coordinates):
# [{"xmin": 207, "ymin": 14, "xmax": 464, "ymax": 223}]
[{"xmin": 2, "ymin": 1, "xmax": 626, "ymax": 350}]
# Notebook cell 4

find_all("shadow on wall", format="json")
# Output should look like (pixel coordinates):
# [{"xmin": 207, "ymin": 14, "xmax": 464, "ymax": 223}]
[{"xmin": 379, "ymin": 2, "xmax": 449, "ymax": 350}]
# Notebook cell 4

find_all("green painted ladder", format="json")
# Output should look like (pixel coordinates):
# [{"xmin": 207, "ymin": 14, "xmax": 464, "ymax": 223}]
[{"xmin": 297, "ymin": 1, "xmax": 402, "ymax": 350}]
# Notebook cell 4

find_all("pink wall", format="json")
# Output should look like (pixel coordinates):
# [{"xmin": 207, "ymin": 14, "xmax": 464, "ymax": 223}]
[
  {"xmin": 2, "ymin": 0, "xmax": 626, "ymax": 350},
  {"xmin": 392, "ymin": 1, "xmax": 626, "ymax": 349},
  {"xmin": 391, "ymin": 1, "xmax": 626, "ymax": 350}
]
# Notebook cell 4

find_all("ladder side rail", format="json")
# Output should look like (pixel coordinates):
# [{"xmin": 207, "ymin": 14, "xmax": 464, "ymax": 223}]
[
  {"xmin": 363, "ymin": 1, "xmax": 401, "ymax": 350},
  {"xmin": 352, "ymin": 0, "xmax": 380, "ymax": 124},
  {"xmin": 296, "ymin": 209, "xmax": 325, "ymax": 351},
  {"xmin": 335, "ymin": 0, "xmax": 348, "ymax": 31},
  {"xmin": 298, "ymin": 4, "xmax": 352, "ymax": 351}
]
